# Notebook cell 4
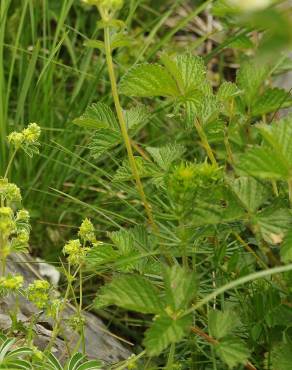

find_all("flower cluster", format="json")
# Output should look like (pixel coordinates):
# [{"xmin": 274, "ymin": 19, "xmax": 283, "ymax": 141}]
[
  {"xmin": 82, "ymin": 0, "xmax": 124, "ymax": 12},
  {"xmin": 63, "ymin": 239, "xmax": 89, "ymax": 265},
  {"xmin": 0, "ymin": 205, "xmax": 30, "ymax": 258},
  {"xmin": 27, "ymin": 280, "xmax": 51, "ymax": 309},
  {"xmin": 8, "ymin": 123, "xmax": 41, "ymax": 157},
  {"xmin": 0, "ymin": 178, "xmax": 22, "ymax": 203},
  {"xmin": 78, "ymin": 218, "xmax": 96, "ymax": 243},
  {"xmin": 63, "ymin": 219, "xmax": 97, "ymax": 265},
  {"xmin": 0, "ymin": 275, "xmax": 23, "ymax": 292}
]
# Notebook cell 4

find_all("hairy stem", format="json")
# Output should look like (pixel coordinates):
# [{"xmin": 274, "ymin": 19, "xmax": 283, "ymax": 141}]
[
  {"xmin": 194, "ymin": 118, "xmax": 217, "ymax": 167},
  {"xmin": 103, "ymin": 25, "xmax": 156, "ymax": 230}
]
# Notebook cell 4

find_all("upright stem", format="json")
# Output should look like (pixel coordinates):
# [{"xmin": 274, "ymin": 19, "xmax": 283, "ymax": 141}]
[
  {"xmin": 194, "ymin": 119, "xmax": 217, "ymax": 167},
  {"xmin": 103, "ymin": 26, "xmax": 156, "ymax": 230},
  {"xmin": 4, "ymin": 148, "xmax": 17, "ymax": 179}
]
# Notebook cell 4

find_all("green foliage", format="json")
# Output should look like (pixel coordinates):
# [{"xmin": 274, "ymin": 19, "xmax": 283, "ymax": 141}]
[
  {"xmin": 215, "ymin": 337, "xmax": 250, "ymax": 369},
  {"xmin": 2, "ymin": 1, "xmax": 292, "ymax": 369}
]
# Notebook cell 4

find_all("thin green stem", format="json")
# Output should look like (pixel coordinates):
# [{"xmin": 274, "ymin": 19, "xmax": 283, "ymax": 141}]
[
  {"xmin": 183, "ymin": 264, "xmax": 292, "ymax": 317},
  {"xmin": 194, "ymin": 119, "xmax": 217, "ymax": 167},
  {"xmin": 103, "ymin": 25, "xmax": 156, "ymax": 231},
  {"xmin": 4, "ymin": 148, "xmax": 17, "ymax": 179}
]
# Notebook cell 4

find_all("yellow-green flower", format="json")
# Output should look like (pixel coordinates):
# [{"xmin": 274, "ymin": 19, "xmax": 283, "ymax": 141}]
[
  {"xmin": 22, "ymin": 123, "xmax": 41, "ymax": 144},
  {"xmin": 63, "ymin": 239, "xmax": 89, "ymax": 265},
  {"xmin": 27, "ymin": 279, "xmax": 50, "ymax": 309},
  {"xmin": 7, "ymin": 132, "xmax": 24, "ymax": 148},
  {"xmin": 78, "ymin": 218, "xmax": 96, "ymax": 243},
  {"xmin": 0, "ymin": 275, "xmax": 23, "ymax": 290}
]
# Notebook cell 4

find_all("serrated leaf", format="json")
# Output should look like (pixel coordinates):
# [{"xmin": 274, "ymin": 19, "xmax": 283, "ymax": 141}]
[
  {"xmin": 252, "ymin": 88, "xmax": 292, "ymax": 116},
  {"xmin": 74, "ymin": 103, "xmax": 118, "ymax": 130},
  {"xmin": 215, "ymin": 337, "xmax": 250, "ymax": 369},
  {"xmin": 238, "ymin": 147, "xmax": 290, "ymax": 180},
  {"xmin": 146, "ymin": 144, "xmax": 185, "ymax": 171},
  {"xmin": 229, "ymin": 176, "xmax": 269, "ymax": 213},
  {"xmin": 281, "ymin": 230, "xmax": 292, "ymax": 263},
  {"xmin": 89, "ymin": 128, "xmax": 121, "ymax": 158},
  {"xmin": 99, "ymin": 275, "xmax": 163, "ymax": 314},
  {"xmin": 85, "ymin": 244, "xmax": 119, "ymax": 267},
  {"xmin": 119, "ymin": 64, "xmax": 179, "ymax": 97},
  {"xmin": 161, "ymin": 53, "xmax": 207, "ymax": 96},
  {"xmin": 217, "ymin": 82, "xmax": 241, "ymax": 101},
  {"xmin": 125, "ymin": 105, "xmax": 150, "ymax": 130},
  {"xmin": 208, "ymin": 310, "xmax": 239, "ymax": 340},
  {"xmin": 257, "ymin": 115, "xmax": 292, "ymax": 165},
  {"xmin": 144, "ymin": 315, "xmax": 191, "ymax": 356},
  {"xmin": 113, "ymin": 157, "xmax": 157, "ymax": 182},
  {"xmin": 109, "ymin": 228, "xmax": 134, "ymax": 255},
  {"xmin": 271, "ymin": 342, "xmax": 292, "ymax": 370},
  {"xmin": 255, "ymin": 208, "xmax": 292, "ymax": 244},
  {"xmin": 163, "ymin": 265, "xmax": 197, "ymax": 311},
  {"xmin": 237, "ymin": 60, "xmax": 270, "ymax": 107}
]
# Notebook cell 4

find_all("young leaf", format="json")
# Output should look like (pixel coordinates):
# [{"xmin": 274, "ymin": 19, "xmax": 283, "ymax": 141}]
[
  {"xmin": 74, "ymin": 103, "xmax": 118, "ymax": 130},
  {"xmin": 208, "ymin": 310, "xmax": 239, "ymax": 340},
  {"xmin": 215, "ymin": 337, "xmax": 250, "ymax": 369},
  {"xmin": 119, "ymin": 64, "xmax": 179, "ymax": 97},
  {"xmin": 146, "ymin": 144, "xmax": 185, "ymax": 171},
  {"xmin": 143, "ymin": 315, "xmax": 191, "ymax": 356},
  {"xmin": 217, "ymin": 82, "xmax": 241, "ymax": 101},
  {"xmin": 228, "ymin": 176, "xmax": 269, "ymax": 213},
  {"xmin": 163, "ymin": 265, "xmax": 197, "ymax": 311},
  {"xmin": 98, "ymin": 275, "xmax": 163, "ymax": 314}
]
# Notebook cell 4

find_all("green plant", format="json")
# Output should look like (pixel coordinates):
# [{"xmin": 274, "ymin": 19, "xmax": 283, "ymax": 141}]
[
  {"xmin": 70, "ymin": 0, "xmax": 292, "ymax": 369},
  {"xmin": 1, "ymin": 0, "xmax": 292, "ymax": 369}
]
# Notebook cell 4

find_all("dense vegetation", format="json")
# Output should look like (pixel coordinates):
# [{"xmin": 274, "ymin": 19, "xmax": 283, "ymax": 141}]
[{"xmin": 1, "ymin": 0, "xmax": 292, "ymax": 369}]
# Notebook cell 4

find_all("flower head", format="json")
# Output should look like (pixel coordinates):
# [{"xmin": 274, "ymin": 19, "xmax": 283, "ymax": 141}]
[
  {"xmin": 22, "ymin": 123, "xmax": 41, "ymax": 144},
  {"xmin": 63, "ymin": 239, "xmax": 89, "ymax": 265},
  {"xmin": 78, "ymin": 218, "xmax": 96, "ymax": 243},
  {"xmin": 0, "ymin": 275, "xmax": 23, "ymax": 291},
  {"xmin": 27, "ymin": 280, "xmax": 51, "ymax": 309}
]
